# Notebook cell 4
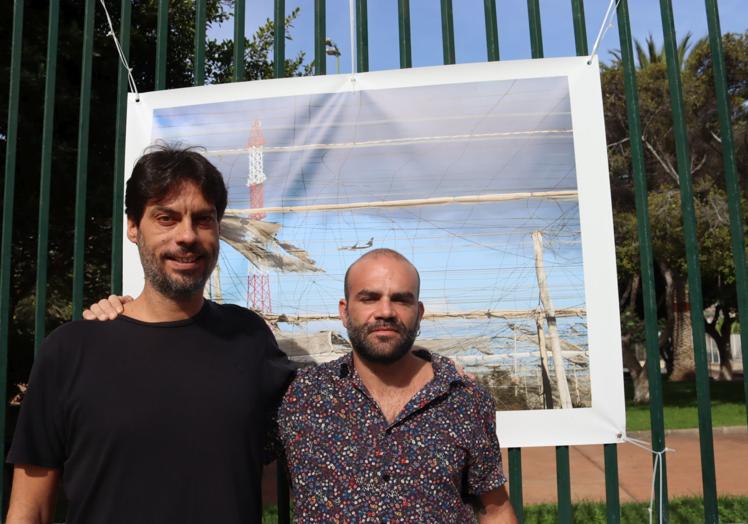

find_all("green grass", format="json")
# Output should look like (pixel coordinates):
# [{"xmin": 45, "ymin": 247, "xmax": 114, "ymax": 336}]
[
  {"xmin": 625, "ymin": 379, "xmax": 747, "ymax": 431},
  {"xmin": 262, "ymin": 496, "xmax": 748, "ymax": 523},
  {"xmin": 521, "ymin": 496, "xmax": 748, "ymax": 523}
]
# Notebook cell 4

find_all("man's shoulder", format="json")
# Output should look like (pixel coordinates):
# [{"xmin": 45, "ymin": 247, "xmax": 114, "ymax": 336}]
[
  {"xmin": 205, "ymin": 301, "xmax": 264, "ymax": 323},
  {"xmin": 430, "ymin": 353, "xmax": 496, "ymax": 411},
  {"xmin": 201, "ymin": 301, "xmax": 272, "ymax": 334},
  {"xmin": 288, "ymin": 356, "xmax": 346, "ymax": 391}
]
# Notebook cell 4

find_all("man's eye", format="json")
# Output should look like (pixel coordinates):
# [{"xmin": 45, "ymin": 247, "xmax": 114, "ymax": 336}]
[
  {"xmin": 157, "ymin": 216, "xmax": 175, "ymax": 225},
  {"xmin": 198, "ymin": 216, "xmax": 216, "ymax": 226}
]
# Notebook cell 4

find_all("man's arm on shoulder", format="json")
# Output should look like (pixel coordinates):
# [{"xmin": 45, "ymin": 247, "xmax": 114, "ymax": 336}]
[
  {"xmin": 6, "ymin": 465, "xmax": 59, "ymax": 524},
  {"xmin": 475, "ymin": 485, "xmax": 518, "ymax": 524}
]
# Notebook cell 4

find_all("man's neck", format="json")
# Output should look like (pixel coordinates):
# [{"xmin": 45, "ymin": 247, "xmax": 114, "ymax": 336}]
[
  {"xmin": 123, "ymin": 285, "xmax": 205, "ymax": 322},
  {"xmin": 352, "ymin": 350, "xmax": 431, "ymax": 392},
  {"xmin": 352, "ymin": 350, "xmax": 434, "ymax": 424}
]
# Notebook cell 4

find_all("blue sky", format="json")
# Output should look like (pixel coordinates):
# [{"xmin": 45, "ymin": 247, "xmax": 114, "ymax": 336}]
[{"xmin": 210, "ymin": 0, "xmax": 748, "ymax": 72}]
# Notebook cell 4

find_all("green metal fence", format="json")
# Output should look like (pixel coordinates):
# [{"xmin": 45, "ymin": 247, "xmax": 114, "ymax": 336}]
[{"xmin": 1, "ymin": 1, "xmax": 746, "ymax": 522}]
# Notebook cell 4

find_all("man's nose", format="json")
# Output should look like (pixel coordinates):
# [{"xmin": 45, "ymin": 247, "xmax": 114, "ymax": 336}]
[
  {"xmin": 374, "ymin": 299, "xmax": 395, "ymax": 319},
  {"xmin": 175, "ymin": 219, "xmax": 198, "ymax": 244}
]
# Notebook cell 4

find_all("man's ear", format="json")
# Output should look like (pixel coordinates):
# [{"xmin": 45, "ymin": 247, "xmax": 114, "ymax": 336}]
[
  {"xmin": 418, "ymin": 301, "xmax": 425, "ymax": 322},
  {"xmin": 338, "ymin": 299, "xmax": 349, "ymax": 328},
  {"xmin": 126, "ymin": 217, "xmax": 139, "ymax": 243}
]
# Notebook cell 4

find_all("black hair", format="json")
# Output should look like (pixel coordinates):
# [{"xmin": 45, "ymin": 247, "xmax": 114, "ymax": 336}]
[{"xmin": 125, "ymin": 144, "xmax": 228, "ymax": 225}]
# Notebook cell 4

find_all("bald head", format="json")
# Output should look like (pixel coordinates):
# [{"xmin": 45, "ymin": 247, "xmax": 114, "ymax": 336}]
[{"xmin": 343, "ymin": 249, "xmax": 420, "ymax": 300}]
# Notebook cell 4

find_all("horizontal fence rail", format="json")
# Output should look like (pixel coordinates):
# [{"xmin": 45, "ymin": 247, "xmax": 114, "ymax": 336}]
[{"xmin": 1, "ymin": 0, "xmax": 746, "ymax": 522}]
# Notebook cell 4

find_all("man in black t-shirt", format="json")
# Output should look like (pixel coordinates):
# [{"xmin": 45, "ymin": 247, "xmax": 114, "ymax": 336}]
[{"xmin": 6, "ymin": 146, "xmax": 295, "ymax": 524}]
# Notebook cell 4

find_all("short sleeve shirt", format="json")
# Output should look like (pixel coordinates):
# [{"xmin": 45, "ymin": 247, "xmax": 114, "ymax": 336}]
[
  {"xmin": 278, "ymin": 350, "xmax": 506, "ymax": 523},
  {"xmin": 8, "ymin": 301, "xmax": 295, "ymax": 524}
]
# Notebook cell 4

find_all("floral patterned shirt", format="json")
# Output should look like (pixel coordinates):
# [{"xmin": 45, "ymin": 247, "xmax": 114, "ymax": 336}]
[{"xmin": 277, "ymin": 350, "xmax": 506, "ymax": 523}]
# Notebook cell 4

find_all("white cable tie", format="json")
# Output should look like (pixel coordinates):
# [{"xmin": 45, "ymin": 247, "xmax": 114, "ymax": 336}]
[
  {"xmin": 587, "ymin": 0, "xmax": 621, "ymax": 65},
  {"xmin": 98, "ymin": 0, "xmax": 140, "ymax": 101},
  {"xmin": 623, "ymin": 436, "xmax": 674, "ymax": 524}
]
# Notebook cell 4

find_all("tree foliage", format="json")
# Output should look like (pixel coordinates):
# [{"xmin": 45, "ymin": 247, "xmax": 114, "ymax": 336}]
[{"xmin": 603, "ymin": 31, "xmax": 748, "ymax": 386}]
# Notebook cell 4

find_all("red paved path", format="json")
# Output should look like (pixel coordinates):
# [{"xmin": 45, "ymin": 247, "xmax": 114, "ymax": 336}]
[{"xmin": 262, "ymin": 427, "xmax": 748, "ymax": 506}]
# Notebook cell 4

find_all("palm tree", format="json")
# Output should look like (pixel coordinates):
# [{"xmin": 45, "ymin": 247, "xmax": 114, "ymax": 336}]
[{"xmin": 609, "ymin": 32, "xmax": 699, "ymax": 69}]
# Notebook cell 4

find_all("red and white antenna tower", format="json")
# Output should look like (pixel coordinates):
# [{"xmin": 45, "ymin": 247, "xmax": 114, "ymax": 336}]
[{"xmin": 247, "ymin": 120, "xmax": 272, "ymax": 313}]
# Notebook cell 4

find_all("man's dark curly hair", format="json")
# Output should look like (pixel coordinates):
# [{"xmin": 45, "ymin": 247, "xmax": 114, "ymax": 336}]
[{"xmin": 125, "ymin": 144, "xmax": 228, "ymax": 225}]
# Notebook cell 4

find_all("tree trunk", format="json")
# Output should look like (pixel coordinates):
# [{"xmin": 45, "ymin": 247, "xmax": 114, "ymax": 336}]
[
  {"xmin": 670, "ymin": 275, "xmax": 696, "ymax": 381},
  {"xmin": 622, "ymin": 334, "xmax": 649, "ymax": 403},
  {"xmin": 705, "ymin": 305, "xmax": 733, "ymax": 381}
]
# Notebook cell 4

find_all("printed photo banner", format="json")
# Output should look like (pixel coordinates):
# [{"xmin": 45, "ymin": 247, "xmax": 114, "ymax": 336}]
[{"xmin": 123, "ymin": 57, "xmax": 626, "ymax": 447}]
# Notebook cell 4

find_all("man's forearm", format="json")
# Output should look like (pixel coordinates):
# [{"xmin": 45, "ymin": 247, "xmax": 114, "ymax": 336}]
[
  {"xmin": 476, "ymin": 485, "xmax": 519, "ymax": 524},
  {"xmin": 6, "ymin": 465, "xmax": 59, "ymax": 524}
]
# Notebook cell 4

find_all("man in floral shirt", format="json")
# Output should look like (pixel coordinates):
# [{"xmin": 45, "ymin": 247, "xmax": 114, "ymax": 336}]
[{"xmin": 278, "ymin": 249, "xmax": 517, "ymax": 523}]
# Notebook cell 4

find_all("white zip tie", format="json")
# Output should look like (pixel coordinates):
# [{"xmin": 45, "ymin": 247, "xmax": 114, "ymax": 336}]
[
  {"xmin": 588, "ymin": 0, "xmax": 621, "ymax": 65},
  {"xmin": 624, "ymin": 436, "xmax": 675, "ymax": 524},
  {"xmin": 99, "ymin": 0, "xmax": 140, "ymax": 101}
]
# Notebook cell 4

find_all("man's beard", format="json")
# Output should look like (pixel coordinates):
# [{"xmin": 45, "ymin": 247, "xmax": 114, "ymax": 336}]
[
  {"xmin": 346, "ymin": 313, "xmax": 419, "ymax": 365},
  {"xmin": 138, "ymin": 235, "xmax": 214, "ymax": 300}
]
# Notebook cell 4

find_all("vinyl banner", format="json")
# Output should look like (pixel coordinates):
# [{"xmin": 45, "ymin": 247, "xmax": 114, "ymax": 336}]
[{"xmin": 123, "ymin": 57, "xmax": 626, "ymax": 447}]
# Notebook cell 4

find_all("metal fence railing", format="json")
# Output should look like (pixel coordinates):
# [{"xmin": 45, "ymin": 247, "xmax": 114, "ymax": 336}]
[{"xmin": 1, "ymin": 1, "xmax": 746, "ymax": 522}]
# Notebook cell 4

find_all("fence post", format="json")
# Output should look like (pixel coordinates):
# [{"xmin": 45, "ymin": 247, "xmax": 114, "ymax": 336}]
[
  {"xmin": 72, "ymin": 0, "xmax": 96, "ymax": 319},
  {"xmin": 234, "ymin": 0, "xmax": 246, "ymax": 81},
  {"xmin": 398, "ymin": 0, "xmax": 412, "ymax": 68},
  {"xmin": 440, "ymin": 0, "xmax": 455, "ymax": 65},
  {"xmin": 355, "ymin": 0, "xmax": 368, "ymax": 72},
  {"xmin": 484, "ymin": 0, "xmax": 499, "ymax": 61},
  {"xmin": 657, "ymin": 1, "xmax": 718, "ymax": 520},
  {"xmin": 703, "ymin": 0, "xmax": 748, "ymax": 424},
  {"xmin": 112, "ymin": 0, "xmax": 133, "ymax": 296},
  {"xmin": 34, "ymin": 0, "xmax": 61, "ymax": 351},
  {"xmin": 616, "ymin": 0, "xmax": 670, "ymax": 520},
  {"xmin": 314, "ymin": 0, "xmax": 326, "ymax": 75},
  {"xmin": 0, "ymin": 0, "xmax": 26, "ymax": 506}
]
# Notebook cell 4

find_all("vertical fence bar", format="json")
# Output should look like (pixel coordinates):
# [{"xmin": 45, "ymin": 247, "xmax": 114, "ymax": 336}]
[
  {"xmin": 570, "ymin": 0, "xmax": 588, "ymax": 56},
  {"xmin": 234, "ymin": 0, "xmax": 246, "ymax": 81},
  {"xmin": 556, "ymin": 446, "xmax": 572, "ymax": 523},
  {"xmin": 355, "ymin": 0, "xmax": 368, "ymax": 72},
  {"xmin": 657, "ymin": 2, "xmax": 718, "ymax": 521},
  {"xmin": 155, "ymin": 0, "xmax": 168, "ymax": 90},
  {"xmin": 314, "ymin": 0, "xmax": 326, "ymax": 75},
  {"xmin": 0, "ymin": 0, "xmax": 25, "ymax": 503},
  {"xmin": 72, "ymin": 0, "xmax": 96, "ymax": 319},
  {"xmin": 274, "ymin": 0, "xmax": 286, "ymax": 78},
  {"xmin": 616, "ymin": 0, "xmax": 669, "ymax": 520},
  {"xmin": 704, "ymin": 0, "xmax": 748, "ymax": 423},
  {"xmin": 484, "ymin": 0, "xmax": 499, "ymax": 61},
  {"xmin": 111, "ymin": 0, "xmax": 132, "ymax": 296},
  {"xmin": 604, "ymin": 444, "xmax": 621, "ymax": 524},
  {"xmin": 195, "ymin": 0, "xmax": 207, "ymax": 86},
  {"xmin": 508, "ymin": 448, "xmax": 524, "ymax": 522},
  {"xmin": 440, "ymin": 0, "xmax": 455, "ymax": 65},
  {"xmin": 35, "ymin": 0, "xmax": 61, "ymax": 351},
  {"xmin": 397, "ymin": 0, "xmax": 412, "ymax": 68},
  {"xmin": 527, "ymin": 0, "xmax": 543, "ymax": 58}
]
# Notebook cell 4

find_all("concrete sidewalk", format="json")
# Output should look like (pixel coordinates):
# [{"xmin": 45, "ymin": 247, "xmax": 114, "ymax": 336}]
[{"xmin": 262, "ymin": 426, "xmax": 748, "ymax": 506}]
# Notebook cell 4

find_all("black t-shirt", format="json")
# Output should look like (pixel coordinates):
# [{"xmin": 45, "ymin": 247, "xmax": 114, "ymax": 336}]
[{"xmin": 8, "ymin": 300, "xmax": 295, "ymax": 524}]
